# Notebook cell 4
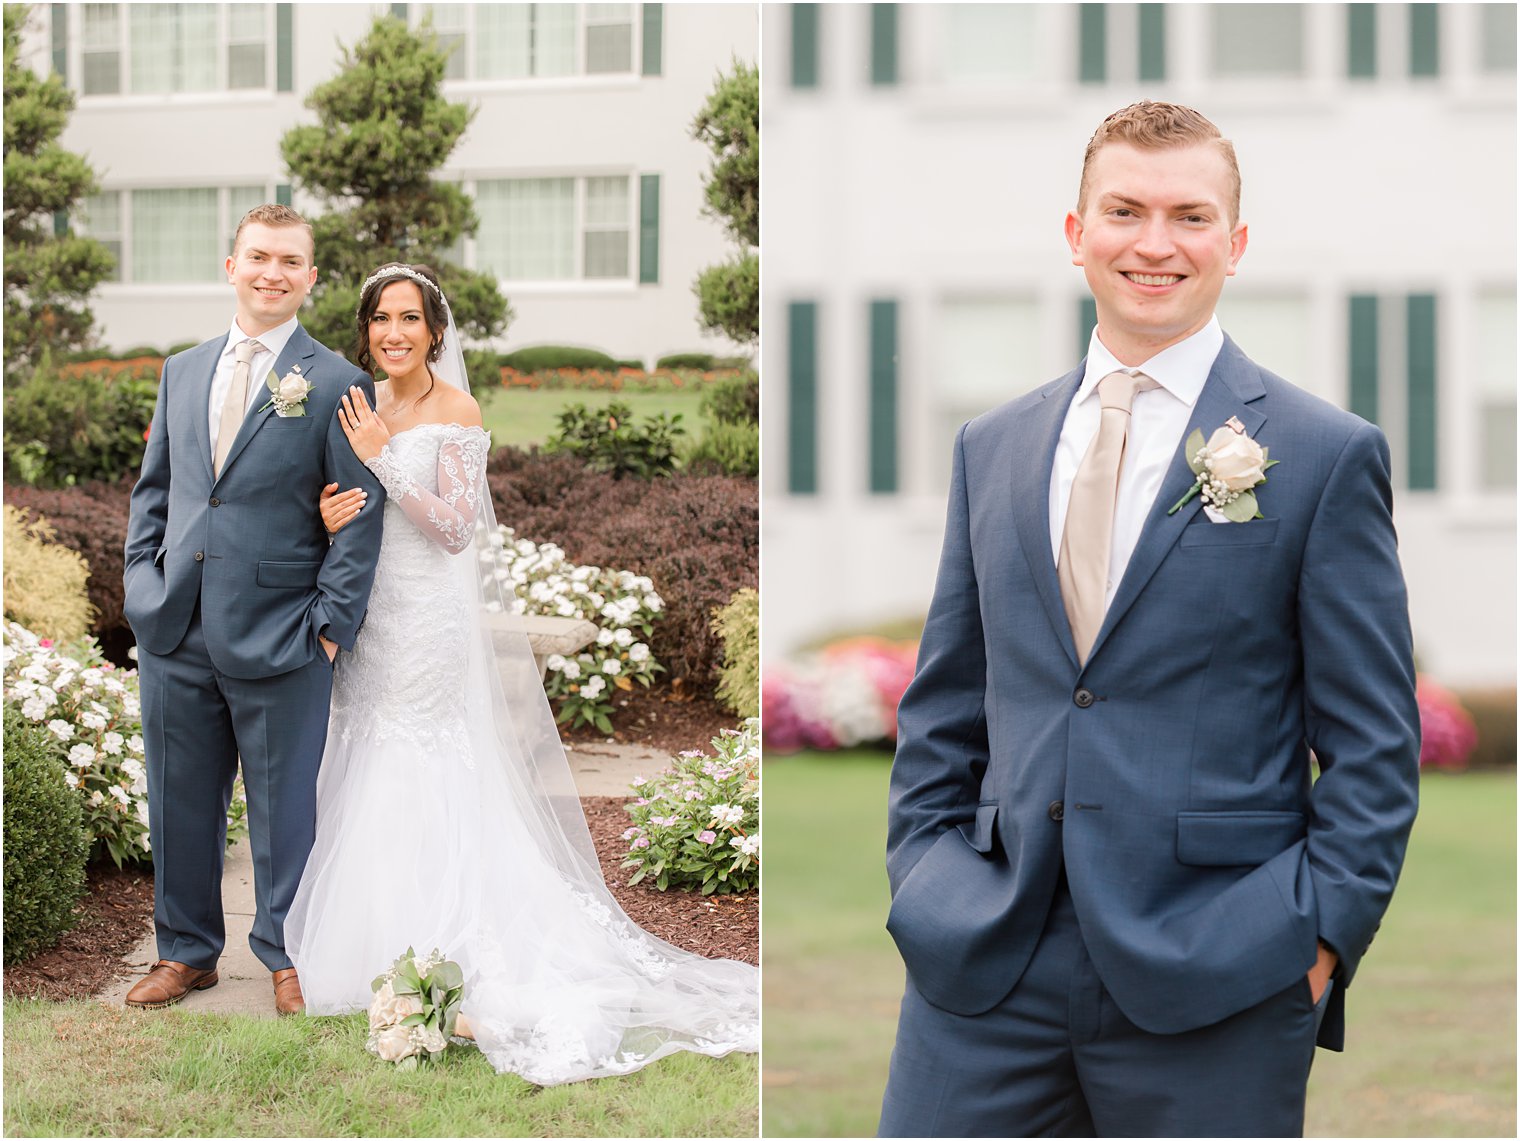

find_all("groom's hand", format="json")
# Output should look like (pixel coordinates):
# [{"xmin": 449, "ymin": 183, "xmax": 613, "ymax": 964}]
[
  {"xmin": 1307, "ymin": 940, "xmax": 1339, "ymax": 1003},
  {"xmin": 319, "ymin": 635, "xmax": 338, "ymax": 663}
]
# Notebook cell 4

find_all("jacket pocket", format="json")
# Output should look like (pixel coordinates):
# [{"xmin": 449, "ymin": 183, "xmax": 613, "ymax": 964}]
[
  {"xmin": 1179, "ymin": 517, "xmax": 1280, "ymax": 548},
  {"xmin": 256, "ymin": 560, "xmax": 322, "ymax": 589},
  {"xmin": 1176, "ymin": 809, "xmax": 1306, "ymax": 866}
]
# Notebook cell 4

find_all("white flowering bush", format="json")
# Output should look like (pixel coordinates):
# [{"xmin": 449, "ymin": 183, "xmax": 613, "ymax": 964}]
[
  {"xmin": 480, "ymin": 526, "xmax": 664, "ymax": 734},
  {"xmin": 2, "ymin": 621, "xmax": 248, "ymax": 867},
  {"xmin": 621, "ymin": 718, "xmax": 758, "ymax": 895}
]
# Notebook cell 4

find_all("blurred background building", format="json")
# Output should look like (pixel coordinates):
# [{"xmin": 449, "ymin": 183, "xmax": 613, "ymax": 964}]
[
  {"xmin": 19, "ymin": 2, "xmax": 756, "ymax": 364},
  {"xmin": 762, "ymin": 1, "xmax": 1517, "ymax": 689}
]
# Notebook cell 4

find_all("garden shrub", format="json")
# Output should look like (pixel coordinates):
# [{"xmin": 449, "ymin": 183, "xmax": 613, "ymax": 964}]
[
  {"xmin": 4, "ymin": 478, "xmax": 134, "ymax": 666},
  {"xmin": 1459, "ymin": 687, "xmax": 1517, "ymax": 770},
  {"xmin": 546, "ymin": 400, "xmax": 685, "ymax": 480},
  {"xmin": 684, "ymin": 419, "xmax": 759, "ymax": 478},
  {"xmin": 499, "ymin": 345, "xmax": 623, "ymax": 373},
  {"xmin": 621, "ymin": 719, "xmax": 758, "ymax": 894},
  {"xmin": 3, "ymin": 506, "xmax": 95, "ymax": 642},
  {"xmin": 487, "ymin": 447, "xmax": 756, "ymax": 688},
  {"xmin": 712, "ymin": 588, "xmax": 759, "ymax": 720},
  {"xmin": 656, "ymin": 352, "xmax": 719, "ymax": 371},
  {"xmin": 700, "ymin": 370, "xmax": 759, "ymax": 426},
  {"xmin": 461, "ymin": 348, "xmax": 500, "ymax": 390},
  {"xmin": 4, "ymin": 363, "xmax": 158, "ymax": 487},
  {"xmin": 3, "ymin": 702, "xmax": 90, "ymax": 964}
]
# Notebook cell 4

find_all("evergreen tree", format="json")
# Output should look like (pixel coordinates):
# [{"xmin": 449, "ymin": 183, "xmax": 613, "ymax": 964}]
[
  {"xmin": 280, "ymin": 15, "xmax": 510, "ymax": 359},
  {"xmin": 691, "ymin": 60, "xmax": 758, "ymax": 346},
  {"xmin": 3, "ymin": 4, "xmax": 113, "ymax": 379}
]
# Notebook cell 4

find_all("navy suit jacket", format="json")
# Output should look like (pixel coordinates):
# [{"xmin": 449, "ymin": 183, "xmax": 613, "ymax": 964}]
[
  {"xmin": 124, "ymin": 324, "xmax": 385, "ymax": 679},
  {"xmin": 885, "ymin": 335, "xmax": 1420, "ymax": 1051}
]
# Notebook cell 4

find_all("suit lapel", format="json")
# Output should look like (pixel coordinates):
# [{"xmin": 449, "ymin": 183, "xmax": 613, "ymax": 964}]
[
  {"xmin": 214, "ymin": 325, "xmax": 317, "ymax": 482},
  {"xmin": 1083, "ymin": 336, "xmax": 1269, "ymax": 667},
  {"xmin": 188, "ymin": 336, "xmax": 229, "ymax": 479},
  {"xmin": 1009, "ymin": 365, "xmax": 1085, "ymax": 671}
]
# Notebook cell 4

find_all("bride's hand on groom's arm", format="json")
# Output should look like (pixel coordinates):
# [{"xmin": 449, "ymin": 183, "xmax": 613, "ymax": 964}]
[
  {"xmin": 320, "ymin": 482, "xmax": 367, "ymax": 536},
  {"xmin": 338, "ymin": 385, "xmax": 390, "ymax": 462}
]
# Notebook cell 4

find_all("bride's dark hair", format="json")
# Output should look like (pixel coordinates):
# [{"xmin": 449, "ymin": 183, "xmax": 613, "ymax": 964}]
[{"xmin": 354, "ymin": 263, "xmax": 449, "ymax": 378}]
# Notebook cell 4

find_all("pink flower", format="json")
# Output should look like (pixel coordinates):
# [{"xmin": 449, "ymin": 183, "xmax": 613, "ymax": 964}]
[
  {"xmin": 632, "ymin": 837, "xmax": 650, "ymax": 849},
  {"xmin": 1416, "ymin": 676, "xmax": 1478, "ymax": 770},
  {"xmin": 697, "ymin": 830, "xmax": 717, "ymax": 844},
  {"xmin": 38, "ymin": 639, "xmax": 53, "ymax": 649}
]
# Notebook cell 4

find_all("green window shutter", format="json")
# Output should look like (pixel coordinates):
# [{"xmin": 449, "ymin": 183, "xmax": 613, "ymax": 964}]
[
  {"xmin": 788, "ymin": 301, "xmax": 819, "ymax": 495},
  {"xmin": 1348, "ymin": 294, "xmax": 1379, "ymax": 424},
  {"xmin": 275, "ymin": 183, "xmax": 292, "ymax": 207},
  {"xmin": 276, "ymin": 4, "xmax": 293, "ymax": 92},
  {"xmin": 791, "ymin": 4, "xmax": 819, "ymax": 89},
  {"xmin": 1138, "ymin": 4, "xmax": 1166, "ymax": 81},
  {"xmin": 1078, "ymin": 297, "xmax": 1098, "ymax": 359},
  {"xmin": 1406, "ymin": 293, "xmax": 1437, "ymax": 490},
  {"xmin": 53, "ymin": 210, "xmax": 68, "ymax": 237},
  {"xmin": 638, "ymin": 174, "xmax": 660, "ymax": 285},
  {"xmin": 870, "ymin": 4, "xmax": 897, "ymax": 87},
  {"xmin": 50, "ymin": 4, "xmax": 67, "ymax": 82},
  {"xmin": 641, "ymin": 5, "xmax": 663, "ymax": 76},
  {"xmin": 1079, "ymin": 4, "xmax": 1107, "ymax": 84},
  {"xmin": 390, "ymin": 4, "xmax": 408, "ymax": 19},
  {"xmin": 1346, "ymin": 4, "xmax": 1376, "ymax": 79},
  {"xmin": 1409, "ymin": 4, "xmax": 1439, "ymax": 77},
  {"xmin": 868, "ymin": 300, "xmax": 898, "ymax": 494}
]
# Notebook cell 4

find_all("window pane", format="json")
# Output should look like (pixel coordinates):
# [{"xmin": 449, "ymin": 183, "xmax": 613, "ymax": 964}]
[
  {"xmin": 584, "ymin": 230, "xmax": 629, "ymax": 278},
  {"xmin": 228, "ymin": 42, "xmax": 266, "ymax": 88},
  {"xmin": 80, "ymin": 192, "xmax": 124, "ymax": 282},
  {"xmin": 1476, "ymin": 290, "xmax": 1516, "ymax": 490},
  {"xmin": 227, "ymin": 185, "xmax": 268, "ymax": 253},
  {"xmin": 475, "ymin": 178, "xmax": 575, "ymax": 280},
  {"xmin": 584, "ymin": 175, "xmax": 628, "ymax": 225},
  {"xmin": 130, "ymin": 4, "xmax": 219, "ymax": 94},
  {"xmin": 940, "ymin": 5, "xmax": 1042, "ymax": 86},
  {"xmin": 132, "ymin": 188, "xmax": 220, "ymax": 283},
  {"xmin": 180, "ymin": 5, "xmax": 219, "ymax": 91},
  {"xmin": 535, "ymin": 4, "xmax": 577, "ymax": 76},
  {"xmin": 1215, "ymin": 295, "xmax": 1318, "ymax": 400},
  {"xmin": 933, "ymin": 297, "xmax": 1040, "ymax": 488},
  {"xmin": 82, "ymin": 4, "xmax": 119, "ymax": 47},
  {"xmin": 1211, "ymin": 4, "xmax": 1304, "ymax": 77},
  {"xmin": 1481, "ymin": 4, "xmax": 1517, "ymax": 74},
  {"xmin": 585, "ymin": 4, "xmax": 633, "ymax": 73},
  {"xmin": 227, "ymin": 3, "xmax": 265, "ymax": 39},
  {"xmin": 82, "ymin": 52, "xmax": 120, "ymax": 95},
  {"xmin": 476, "ymin": 5, "xmax": 530, "ymax": 78}
]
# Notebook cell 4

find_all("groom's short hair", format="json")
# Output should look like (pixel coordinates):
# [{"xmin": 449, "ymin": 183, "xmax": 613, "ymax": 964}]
[
  {"xmin": 232, "ymin": 204, "xmax": 315, "ymax": 261},
  {"xmin": 1077, "ymin": 101, "xmax": 1241, "ymax": 225}
]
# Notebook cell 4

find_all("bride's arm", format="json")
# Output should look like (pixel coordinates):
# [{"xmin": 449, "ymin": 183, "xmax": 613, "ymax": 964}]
[{"xmin": 363, "ymin": 429, "xmax": 491, "ymax": 554}]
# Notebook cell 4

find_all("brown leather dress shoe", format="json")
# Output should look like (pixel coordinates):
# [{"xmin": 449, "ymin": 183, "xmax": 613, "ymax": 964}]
[
  {"xmin": 272, "ymin": 967, "xmax": 305, "ymax": 1016},
  {"xmin": 124, "ymin": 960, "xmax": 219, "ymax": 1009}
]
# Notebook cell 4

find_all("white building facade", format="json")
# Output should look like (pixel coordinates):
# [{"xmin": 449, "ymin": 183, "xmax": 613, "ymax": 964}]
[
  {"xmin": 762, "ymin": 2, "xmax": 1517, "ymax": 689},
  {"xmin": 24, "ymin": 2, "xmax": 756, "ymax": 365}
]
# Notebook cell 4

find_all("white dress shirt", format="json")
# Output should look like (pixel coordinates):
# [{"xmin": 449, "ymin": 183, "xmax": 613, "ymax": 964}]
[
  {"xmin": 207, "ymin": 315, "xmax": 300, "ymax": 449},
  {"xmin": 1048, "ymin": 316, "xmax": 1224, "ymax": 610}
]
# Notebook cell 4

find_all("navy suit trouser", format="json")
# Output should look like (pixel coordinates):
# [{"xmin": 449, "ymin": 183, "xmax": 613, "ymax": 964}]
[
  {"xmin": 138, "ymin": 603, "xmax": 334, "ymax": 973},
  {"xmin": 879, "ymin": 873, "xmax": 1329, "ymax": 1138}
]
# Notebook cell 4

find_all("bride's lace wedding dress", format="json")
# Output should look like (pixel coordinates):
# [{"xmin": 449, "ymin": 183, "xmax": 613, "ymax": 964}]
[{"xmin": 285, "ymin": 422, "xmax": 758, "ymax": 1085}]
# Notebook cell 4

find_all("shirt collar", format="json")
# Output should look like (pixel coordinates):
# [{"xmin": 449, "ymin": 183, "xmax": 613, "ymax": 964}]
[
  {"xmin": 222, "ymin": 314, "xmax": 299, "ymax": 365},
  {"xmin": 1077, "ymin": 315, "xmax": 1223, "ymax": 408}
]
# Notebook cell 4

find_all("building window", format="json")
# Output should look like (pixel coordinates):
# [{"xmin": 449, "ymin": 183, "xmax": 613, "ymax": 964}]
[
  {"xmin": 940, "ymin": 4, "xmax": 1045, "ymax": 87},
  {"xmin": 1475, "ymin": 290, "xmax": 1516, "ymax": 491},
  {"xmin": 932, "ymin": 296, "xmax": 1040, "ymax": 489},
  {"xmin": 74, "ymin": 4, "xmax": 274, "ymax": 96},
  {"xmin": 473, "ymin": 175, "xmax": 633, "ymax": 282},
  {"xmin": 1210, "ymin": 4, "xmax": 1305, "ymax": 78},
  {"xmin": 1346, "ymin": 292, "xmax": 1441, "ymax": 492},
  {"xmin": 75, "ymin": 186, "xmax": 273, "ymax": 283},
  {"xmin": 420, "ymin": 3, "xmax": 636, "ymax": 81},
  {"xmin": 1078, "ymin": 4, "xmax": 1167, "ymax": 86},
  {"xmin": 1216, "ymin": 295, "xmax": 1319, "ymax": 401},
  {"xmin": 1479, "ymin": 4, "xmax": 1515, "ymax": 75}
]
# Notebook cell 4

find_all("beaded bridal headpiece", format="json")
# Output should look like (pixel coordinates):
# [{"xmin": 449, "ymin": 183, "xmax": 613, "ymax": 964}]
[{"xmin": 358, "ymin": 264, "xmax": 450, "ymax": 310}]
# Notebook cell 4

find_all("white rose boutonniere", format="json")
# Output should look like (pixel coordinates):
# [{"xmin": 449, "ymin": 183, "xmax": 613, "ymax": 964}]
[
  {"xmin": 258, "ymin": 366, "xmax": 312, "ymax": 417},
  {"xmin": 1167, "ymin": 415, "xmax": 1279, "ymax": 523}
]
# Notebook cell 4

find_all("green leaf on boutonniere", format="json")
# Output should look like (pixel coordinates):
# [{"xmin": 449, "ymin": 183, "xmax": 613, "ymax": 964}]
[
  {"xmin": 1222, "ymin": 490, "xmax": 1259, "ymax": 523},
  {"xmin": 1184, "ymin": 428, "xmax": 1208, "ymax": 475}
]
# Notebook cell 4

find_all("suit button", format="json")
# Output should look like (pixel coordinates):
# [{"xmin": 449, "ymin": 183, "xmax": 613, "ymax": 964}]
[
  {"xmin": 1074, "ymin": 688, "xmax": 1095, "ymax": 708},
  {"xmin": 1048, "ymin": 801, "xmax": 1065, "ymax": 822},
  {"xmin": 209, "ymin": 497, "xmax": 220, "ymax": 507},
  {"xmin": 194, "ymin": 551, "xmax": 204, "ymax": 561}
]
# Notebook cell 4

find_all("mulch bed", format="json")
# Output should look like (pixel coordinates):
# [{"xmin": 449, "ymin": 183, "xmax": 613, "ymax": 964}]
[
  {"xmin": 3, "ymin": 863, "xmax": 154, "ymax": 1002},
  {"xmin": 4, "ymin": 796, "xmax": 755, "ymax": 1002},
  {"xmin": 559, "ymin": 686, "xmax": 739, "ymax": 754}
]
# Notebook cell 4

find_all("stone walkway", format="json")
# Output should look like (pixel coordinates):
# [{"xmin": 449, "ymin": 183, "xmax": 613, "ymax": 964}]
[{"xmin": 96, "ymin": 741, "xmax": 669, "ymax": 1017}]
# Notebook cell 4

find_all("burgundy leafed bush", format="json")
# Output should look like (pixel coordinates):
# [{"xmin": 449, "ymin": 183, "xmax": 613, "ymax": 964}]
[{"xmin": 488, "ymin": 447, "xmax": 757, "ymax": 688}]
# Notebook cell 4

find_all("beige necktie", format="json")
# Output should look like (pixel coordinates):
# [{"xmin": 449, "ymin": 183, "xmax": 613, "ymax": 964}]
[
  {"xmin": 1058, "ymin": 370, "xmax": 1158, "ymax": 665},
  {"xmin": 214, "ymin": 338, "xmax": 263, "ymax": 476}
]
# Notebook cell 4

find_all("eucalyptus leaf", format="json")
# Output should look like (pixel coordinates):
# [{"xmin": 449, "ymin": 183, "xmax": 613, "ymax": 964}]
[
  {"xmin": 1222, "ymin": 491, "xmax": 1258, "ymax": 523},
  {"xmin": 401, "ymin": 1012, "xmax": 426, "ymax": 1027},
  {"xmin": 1185, "ymin": 429, "xmax": 1207, "ymax": 474},
  {"xmin": 433, "ymin": 961, "xmax": 464, "ymax": 990}
]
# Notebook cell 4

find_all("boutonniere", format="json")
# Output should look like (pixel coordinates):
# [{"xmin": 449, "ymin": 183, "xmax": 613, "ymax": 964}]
[
  {"xmin": 1167, "ymin": 416, "xmax": 1279, "ymax": 522},
  {"xmin": 258, "ymin": 366, "xmax": 312, "ymax": 417}
]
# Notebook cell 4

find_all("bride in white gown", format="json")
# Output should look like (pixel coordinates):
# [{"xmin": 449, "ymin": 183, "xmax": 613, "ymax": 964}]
[{"xmin": 284, "ymin": 263, "xmax": 758, "ymax": 1085}]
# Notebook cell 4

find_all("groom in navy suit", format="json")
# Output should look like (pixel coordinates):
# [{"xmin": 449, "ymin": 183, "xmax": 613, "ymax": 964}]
[
  {"xmin": 123, "ymin": 204, "xmax": 384, "ymax": 1014},
  {"xmin": 879, "ymin": 103, "xmax": 1419, "ymax": 1136}
]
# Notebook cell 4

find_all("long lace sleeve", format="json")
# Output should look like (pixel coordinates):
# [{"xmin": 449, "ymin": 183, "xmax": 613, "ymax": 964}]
[{"xmin": 364, "ymin": 425, "xmax": 491, "ymax": 554}]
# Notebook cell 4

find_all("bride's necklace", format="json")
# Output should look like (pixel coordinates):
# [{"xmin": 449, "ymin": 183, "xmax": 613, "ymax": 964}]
[{"xmin": 381, "ymin": 371, "xmax": 436, "ymax": 419}]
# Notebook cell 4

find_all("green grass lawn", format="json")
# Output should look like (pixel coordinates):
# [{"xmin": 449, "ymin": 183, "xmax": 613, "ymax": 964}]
[
  {"xmin": 478, "ymin": 388, "xmax": 710, "ymax": 449},
  {"xmin": 760, "ymin": 757, "xmax": 1517, "ymax": 1138},
  {"xmin": 2, "ymin": 1004, "xmax": 756, "ymax": 1137}
]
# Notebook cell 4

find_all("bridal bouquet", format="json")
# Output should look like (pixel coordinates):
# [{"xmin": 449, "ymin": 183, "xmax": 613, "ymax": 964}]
[{"xmin": 365, "ymin": 947, "xmax": 465, "ymax": 1068}]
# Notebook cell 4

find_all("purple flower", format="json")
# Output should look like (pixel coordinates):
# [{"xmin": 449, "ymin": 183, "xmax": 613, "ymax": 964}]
[
  {"xmin": 697, "ymin": 829, "xmax": 717, "ymax": 844},
  {"xmin": 632, "ymin": 837, "xmax": 650, "ymax": 849}
]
